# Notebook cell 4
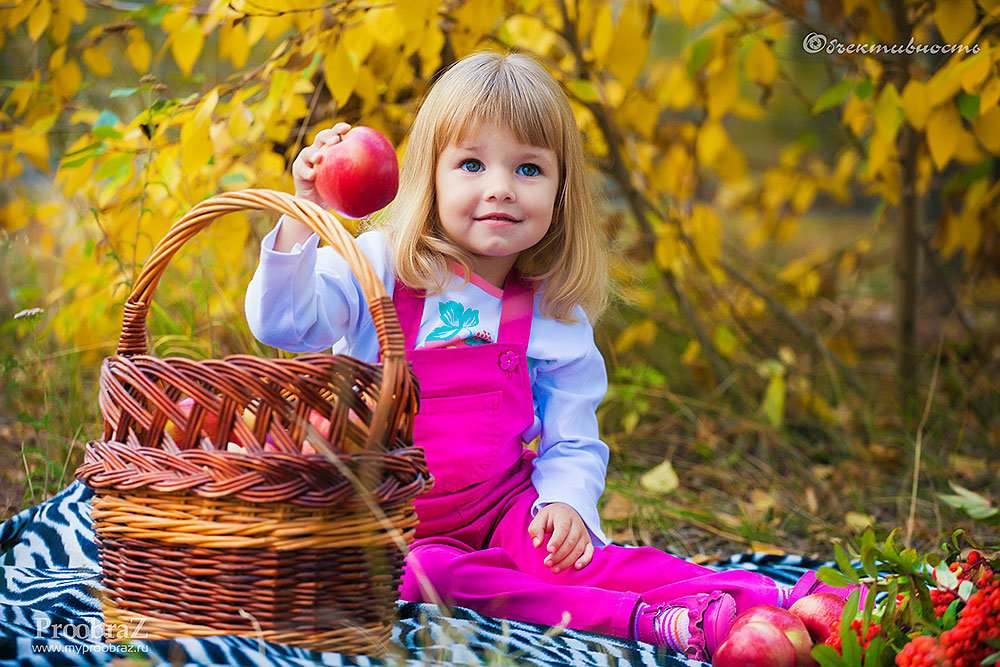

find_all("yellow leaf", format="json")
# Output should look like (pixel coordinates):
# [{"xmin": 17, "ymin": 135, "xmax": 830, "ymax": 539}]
[
  {"xmin": 395, "ymin": 0, "xmax": 438, "ymax": 27},
  {"xmin": 180, "ymin": 117, "xmax": 212, "ymax": 174},
  {"xmin": 50, "ymin": 5, "xmax": 71, "ymax": 43},
  {"xmin": 654, "ymin": 224, "xmax": 680, "ymax": 273},
  {"xmin": 26, "ymin": 0, "xmax": 50, "ymax": 42},
  {"xmin": 171, "ymin": 17, "xmax": 204, "ymax": 76},
  {"xmin": 842, "ymin": 93, "xmax": 870, "ymax": 136},
  {"xmin": 695, "ymin": 121, "xmax": 726, "ymax": 165},
  {"xmin": 52, "ymin": 60, "xmax": 82, "ymax": 100},
  {"xmin": 873, "ymin": 83, "xmax": 903, "ymax": 142},
  {"xmin": 762, "ymin": 371, "xmax": 785, "ymax": 427},
  {"xmin": 980, "ymin": 78, "xmax": 1000, "ymax": 113},
  {"xmin": 960, "ymin": 50, "xmax": 991, "ymax": 93},
  {"xmin": 194, "ymin": 88, "xmax": 219, "ymax": 127},
  {"xmin": 745, "ymin": 37, "xmax": 777, "ymax": 86},
  {"xmin": 342, "ymin": 21, "xmax": 375, "ymax": 64},
  {"xmin": 605, "ymin": 0, "xmax": 648, "ymax": 88},
  {"xmin": 658, "ymin": 64, "xmax": 696, "ymax": 109},
  {"xmin": 926, "ymin": 103, "xmax": 961, "ymax": 170},
  {"xmin": 706, "ymin": 64, "xmax": 739, "ymax": 119},
  {"xmin": 418, "ymin": 26, "xmax": 444, "ymax": 78},
  {"xmin": 845, "ymin": 511, "xmax": 873, "ymax": 532},
  {"xmin": 126, "ymin": 28, "xmax": 152, "ymax": 72},
  {"xmin": 7, "ymin": 0, "xmax": 38, "ymax": 30},
  {"xmin": 324, "ymin": 40, "xmax": 358, "ymax": 107},
  {"xmin": 61, "ymin": 0, "xmax": 86, "ymax": 22},
  {"xmin": 82, "ymin": 43, "xmax": 112, "ymax": 77},
  {"xmin": 367, "ymin": 6, "xmax": 406, "ymax": 46},
  {"xmin": 973, "ymin": 105, "xmax": 1000, "ymax": 154},
  {"xmin": 640, "ymin": 459, "xmax": 679, "ymax": 495},
  {"xmin": 12, "ymin": 127, "xmax": 49, "ymax": 171},
  {"xmin": 901, "ymin": 79, "xmax": 930, "ymax": 129},
  {"xmin": 590, "ymin": 2, "xmax": 614, "ymax": 61},
  {"xmin": 689, "ymin": 204, "xmax": 722, "ymax": 280},
  {"xmin": 866, "ymin": 129, "xmax": 895, "ymax": 178},
  {"xmin": 678, "ymin": 0, "xmax": 714, "ymax": 25},
  {"xmin": 220, "ymin": 22, "xmax": 250, "ymax": 69},
  {"xmin": 979, "ymin": 0, "xmax": 1000, "ymax": 15},
  {"xmin": 935, "ymin": 0, "xmax": 977, "ymax": 43},
  {"xmin": 615, "ymin": 319, "xmax": 656, "ymax": 352}
]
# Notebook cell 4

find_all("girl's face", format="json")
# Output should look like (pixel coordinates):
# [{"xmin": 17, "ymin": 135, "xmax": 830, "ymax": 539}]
[{"xmin": 434, "ymin": 123, "xmax": 559, "ymax": 288}]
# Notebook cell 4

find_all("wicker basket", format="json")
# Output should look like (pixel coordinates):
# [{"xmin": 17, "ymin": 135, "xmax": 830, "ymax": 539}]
[{"xmin": 76, "ymin": 189, "xmax": 429, "ymax": 655}]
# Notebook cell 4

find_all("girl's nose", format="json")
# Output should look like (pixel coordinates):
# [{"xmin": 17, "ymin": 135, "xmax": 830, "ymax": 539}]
[{"xmin": 483, "ymin": 173, "xmax": 516, "ymax": 202}]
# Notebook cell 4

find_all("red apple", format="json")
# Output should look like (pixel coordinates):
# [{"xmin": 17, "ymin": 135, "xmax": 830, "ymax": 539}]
[
  {"xmin": 313, "ymin": 126, "xmax": 399, "ymax": 218},
  {"xmin": 729, "ymin": 605, "xmax": 815, "ymax": 666},
  {"xmin": 713, "ymin": 621, "xmax": 797, "ymax": 667},
  {"xmin": 165, "ymin": 397, "xmax": 221, "ymax": 446},
  {"xmin": 788, "ymin": 592, "xmax": 848, "ymax": 644}
]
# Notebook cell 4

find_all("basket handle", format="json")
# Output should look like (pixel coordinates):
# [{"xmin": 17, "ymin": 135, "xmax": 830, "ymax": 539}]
[{"xmin": 116, "ymin": 188, "xmax": 407, "ymax": 452}]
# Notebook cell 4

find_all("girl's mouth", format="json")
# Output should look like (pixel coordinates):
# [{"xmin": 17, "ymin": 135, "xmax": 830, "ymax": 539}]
[{"xmin": 475, "ymin": 213, "xmax": 521, "ymax": 224}]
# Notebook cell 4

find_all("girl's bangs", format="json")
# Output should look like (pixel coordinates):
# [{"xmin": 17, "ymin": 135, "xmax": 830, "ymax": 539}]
[{"xmin": 436, "ymin": 69, "xmax": 564, "ymax": 155}]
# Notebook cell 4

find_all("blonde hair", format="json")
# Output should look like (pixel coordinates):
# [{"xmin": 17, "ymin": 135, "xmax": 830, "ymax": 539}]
[{"xmin": 377, "ymin": 51, "xmax": 609, "ymax": 324}]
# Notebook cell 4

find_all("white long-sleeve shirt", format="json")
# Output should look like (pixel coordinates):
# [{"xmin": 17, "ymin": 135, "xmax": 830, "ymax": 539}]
[{"xmin": 245, "ymin": 220, "xmax": 610, "ymax": 546}]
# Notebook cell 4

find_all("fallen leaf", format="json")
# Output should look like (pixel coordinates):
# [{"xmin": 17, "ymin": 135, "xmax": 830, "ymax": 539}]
[
  {"xmin": 640, "ymin": 459, "xmax": 680, "ymax": 495},
  {"xmin": 845, "ymin": 511, "xmax": 874, "ymax": 532},
  {"xmin": 805, "ymin": 487, "xmax": 819, "ymax": 515},
  {"xmin": 813, "ymin": 465, "xmax": 835, "ymax": 481},
  {"xmin": 750, "ymin": 542, "xmax": 787, "ymax": 555}
]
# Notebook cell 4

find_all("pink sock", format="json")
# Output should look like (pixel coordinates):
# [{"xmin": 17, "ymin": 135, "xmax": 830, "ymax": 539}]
[{"xmin": 631, "ymin": 602, "xmax": 691, "ymax": 652}]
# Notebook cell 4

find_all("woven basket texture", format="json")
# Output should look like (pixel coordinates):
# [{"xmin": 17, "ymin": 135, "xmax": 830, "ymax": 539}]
[{"xmin": 75, "ymin": 190, "xmax": 430, "ymax": 655}]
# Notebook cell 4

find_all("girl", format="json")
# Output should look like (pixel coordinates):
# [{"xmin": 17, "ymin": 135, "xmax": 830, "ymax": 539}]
[{"xmin": 246, "ymin": 51, "xmax": 852, "ymax": 661}]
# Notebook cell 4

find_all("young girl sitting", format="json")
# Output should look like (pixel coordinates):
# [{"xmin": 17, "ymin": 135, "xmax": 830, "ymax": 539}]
[{"xmin": 245, "ymin": 50, "xmax": 852, "ymax": 661}]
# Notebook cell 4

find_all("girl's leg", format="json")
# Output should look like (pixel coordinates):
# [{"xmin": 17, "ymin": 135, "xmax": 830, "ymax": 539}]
[
  {"xmin": 489, "ymin": 489, "xmax": 784, "ymax": 611},
  {"xmin": 399, "ymin": 536, "xmax": 640, "ymax": 637}
]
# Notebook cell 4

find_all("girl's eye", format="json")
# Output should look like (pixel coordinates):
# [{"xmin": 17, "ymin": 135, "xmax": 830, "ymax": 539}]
[
  {"xmin": 460, "ymin": 159, "xmax": 483, "ymax": 173},
  {"xmin": 517, "ymin": 163, "xmax": 541, "ymax": 177}
]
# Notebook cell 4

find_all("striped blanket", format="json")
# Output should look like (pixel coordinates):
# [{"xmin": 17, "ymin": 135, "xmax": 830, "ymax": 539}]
[{"xmin": 0, "ymin": 482, "xmax": 828, "ymax": 666}]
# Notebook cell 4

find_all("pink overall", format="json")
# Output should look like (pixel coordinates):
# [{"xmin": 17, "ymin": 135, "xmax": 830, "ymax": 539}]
[{"xmin": 394, "ymin": 272, "xmax": 783, "ymax": 638}]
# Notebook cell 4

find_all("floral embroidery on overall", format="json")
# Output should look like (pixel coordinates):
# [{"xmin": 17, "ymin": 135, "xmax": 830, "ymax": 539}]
[{"xmin": 427, "ymin": 300, "xmax": 480, "ymax": 341}]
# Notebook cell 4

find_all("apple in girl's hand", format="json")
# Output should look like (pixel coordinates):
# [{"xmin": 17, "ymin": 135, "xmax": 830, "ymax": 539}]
[
  {"xmin": 788, "ymin": 592, "xmax": 848, "ymax": 643},
  {"xmin": 713, "ymin": 621, "xmax": 797, "ymax": 667},
  {"xmin": 728, "ymin": 605, "xmax": 815, "ymax": 666},
  {"xmin": 313, "ymin": 126, "xmax": 399, "ymax": 218}
]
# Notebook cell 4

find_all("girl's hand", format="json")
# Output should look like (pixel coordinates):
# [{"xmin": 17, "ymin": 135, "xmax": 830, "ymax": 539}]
[
  {"xmin": 292, "ymin": 122, "xmax": 351, "ymax": 206},
  {"xmin": 528, "ymin": 502, "xmax": 594, "ymax": 574}
]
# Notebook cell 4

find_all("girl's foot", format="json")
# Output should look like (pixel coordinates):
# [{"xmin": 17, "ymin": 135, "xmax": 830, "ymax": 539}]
[{"xmin": 632, "ymin": 591, "xmax": 737, "ymax": 661}]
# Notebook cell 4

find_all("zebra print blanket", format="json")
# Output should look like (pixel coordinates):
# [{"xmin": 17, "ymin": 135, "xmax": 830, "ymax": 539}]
[{"xmin": 0, "ymin": 482, "xmax": 828, "ymax": 666}]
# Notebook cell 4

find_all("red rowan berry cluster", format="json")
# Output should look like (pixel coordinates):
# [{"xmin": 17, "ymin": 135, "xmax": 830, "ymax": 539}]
[
  {"xmin": 895, "ymin": 635, "xmax": 951, "ymax": 666},
  {"xmin": 938, "ymin": 570, "xmax": 999, "ymax": 667},
  {"xmin": 895, "ymin": 553, "xmax": 999, "ymax": 667},
  {"xmin": 825, "ymin": 618, "xmax": 882, "ymax": 654}
]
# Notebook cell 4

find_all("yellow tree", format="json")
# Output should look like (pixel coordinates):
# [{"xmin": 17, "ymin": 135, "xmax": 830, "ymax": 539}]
[{"xmin": 1, "ymin": 0, "xmax": 996, "ymax": 442}]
